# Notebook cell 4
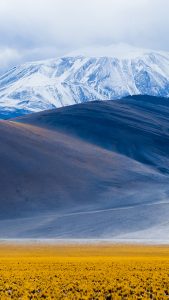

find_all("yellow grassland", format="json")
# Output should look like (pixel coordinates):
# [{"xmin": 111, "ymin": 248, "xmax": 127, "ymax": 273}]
[{"xmin": 0, "ymin": 243, "xmax": 169, "ymax": 299}]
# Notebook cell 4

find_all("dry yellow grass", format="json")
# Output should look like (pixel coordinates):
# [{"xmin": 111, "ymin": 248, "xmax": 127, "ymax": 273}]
[{"xmin": 0, "ymin": 243, "xmax": 169, "ymax": 299}]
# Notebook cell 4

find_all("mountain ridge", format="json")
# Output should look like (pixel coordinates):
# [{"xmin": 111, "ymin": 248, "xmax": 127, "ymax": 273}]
[
  {"xmin": 1, "ymin": 46, "xmax": 169, "ymax": 118},
  {"xmin": 1, "ymin": 96, "xmax": 169, "ymax": 239}
]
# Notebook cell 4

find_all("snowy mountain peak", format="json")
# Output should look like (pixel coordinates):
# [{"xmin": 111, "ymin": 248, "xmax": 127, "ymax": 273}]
[
  {"xmin": 1, "ymin": 45, "xmax": 169, "ymax": 119},
  {"xmin": 66, "ymin": 43, "xmax": 156, "ymax": 59}
]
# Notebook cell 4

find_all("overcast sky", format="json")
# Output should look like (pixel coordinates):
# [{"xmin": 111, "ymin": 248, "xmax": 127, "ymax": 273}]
[{"xmin": 0, "ymin": 0, "xmax": 169, "ymax": 72}]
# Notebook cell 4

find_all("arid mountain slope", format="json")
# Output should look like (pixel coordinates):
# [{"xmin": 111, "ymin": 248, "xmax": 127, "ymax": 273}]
[{"xmin": 0, "ymin": 96, "xmax": 169, "ymax": 239}]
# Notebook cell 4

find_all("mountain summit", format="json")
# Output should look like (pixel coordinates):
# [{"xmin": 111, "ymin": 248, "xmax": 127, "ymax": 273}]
[{"xmin": 1, "ymin": 45, "xmax": 169, "ymax": 118}]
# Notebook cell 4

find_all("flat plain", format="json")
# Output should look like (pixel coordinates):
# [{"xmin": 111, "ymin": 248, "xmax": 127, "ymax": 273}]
[{"xmin": 0, "ymin": 243, "xmax": 169, "ymax": 299}]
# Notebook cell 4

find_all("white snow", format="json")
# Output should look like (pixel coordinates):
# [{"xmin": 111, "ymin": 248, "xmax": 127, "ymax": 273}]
[{"xmin": 1, "ymin": 44, "xmax": 169, "ymax": 116}]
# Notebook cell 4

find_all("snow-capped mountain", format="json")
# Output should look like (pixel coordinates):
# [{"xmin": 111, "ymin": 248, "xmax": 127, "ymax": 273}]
[{"xmin": 1, "ymin": 44, "xmax": 169, "ymax": 118}]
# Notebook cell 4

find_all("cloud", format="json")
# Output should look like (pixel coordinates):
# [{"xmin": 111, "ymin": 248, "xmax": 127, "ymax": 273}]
[
  {"xmin": 0, "ymin": 0, "xmax": 169, "ymax": 72},
  {"xmin": 0, "ymin": 48, "xmax": 21, "ymax": 71}
]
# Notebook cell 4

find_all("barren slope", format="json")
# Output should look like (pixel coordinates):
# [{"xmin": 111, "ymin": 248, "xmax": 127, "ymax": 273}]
[{"xmin": 0, "ymin": 96, "xmax": 169, "ymax": 239}]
